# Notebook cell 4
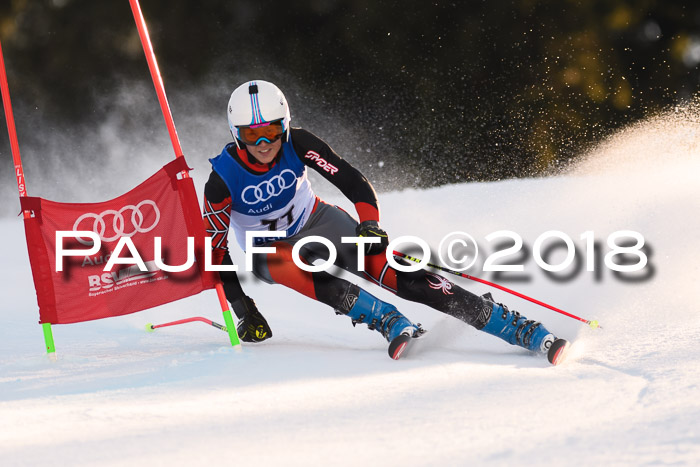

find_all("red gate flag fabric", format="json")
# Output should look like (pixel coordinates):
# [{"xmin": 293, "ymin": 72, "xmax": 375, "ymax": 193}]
[{"xmin": 19, "ymin": 156, "xmax": 217, "ymax": 325}]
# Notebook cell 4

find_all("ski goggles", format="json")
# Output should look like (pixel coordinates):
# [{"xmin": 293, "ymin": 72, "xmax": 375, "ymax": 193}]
[{"xmin": 237, "ymin": 120, "xmax": 285, "ymax": 146}]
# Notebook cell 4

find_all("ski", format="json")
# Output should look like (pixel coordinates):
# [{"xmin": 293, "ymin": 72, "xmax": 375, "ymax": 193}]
[
  {"xmin": 547, "ymin": 338, "xmax": 570, "ymax": 366},
  {"xmin": 388, "ymin": 333, "xmax": 412, "ymax": 359},
  {"xmin": 388, "ymin": 326, "xmax": 426, "ymax": 360}
]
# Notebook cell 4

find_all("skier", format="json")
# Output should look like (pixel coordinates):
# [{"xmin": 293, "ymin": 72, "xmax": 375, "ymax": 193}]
[{"xmin": 203, "ymin": 80, "xmax": 569, "ymax": 364}]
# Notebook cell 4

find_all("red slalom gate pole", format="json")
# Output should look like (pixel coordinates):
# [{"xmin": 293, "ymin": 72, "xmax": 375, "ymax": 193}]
[
  {"xmin": 0, "ymin": 40, "xmax": 29, "ymax": 212},
  {"xmin": 392, "ymin": 250, "xmax": 601, "ymax": 329},
  {"xmin": 0, "ymin": 39, "xmax": 57, "ymax": 353},
  {"xmin": 129, "ymin": 0, "xmax": 240, "ymax": 346},
  {"xmin": 129, "ymin": 0, "xmax": 183, "ymax": 159}
]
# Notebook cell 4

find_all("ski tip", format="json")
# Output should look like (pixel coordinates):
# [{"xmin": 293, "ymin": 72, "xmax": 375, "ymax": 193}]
[
  {"xmin": 388, "ymin": 333, "xmax": 412, "ymax": 360},
  {"xmin": 547, "ymin": 338, "xmax": 570, "ymax": 366},
  {"xmin": 388, "ymin": 325, "xmax": 426, "ymax": 360},
  {"xmin": 391, "ymin": 341, "xmax": 409, "ymax": 360}
]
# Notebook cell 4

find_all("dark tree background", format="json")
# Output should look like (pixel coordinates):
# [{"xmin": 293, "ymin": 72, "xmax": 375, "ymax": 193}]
[{"xmin": 1, "ymin": 0, "xmax": 699, "ymax": 196}]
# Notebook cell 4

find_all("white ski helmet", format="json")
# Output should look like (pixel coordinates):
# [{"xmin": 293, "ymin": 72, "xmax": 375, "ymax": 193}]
[{"xmin": 227, "ymin": 80, "xmax": 291, "ymax": 149}]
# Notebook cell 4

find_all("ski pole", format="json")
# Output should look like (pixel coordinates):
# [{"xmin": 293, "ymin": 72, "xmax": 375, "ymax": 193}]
[
  {"xmin": 392, "ymin": 250, "xmax": 601, "ymax": 329},
  {"xmin": 146, "ymin": 317, "xmax": 228, "ymax": 333}
]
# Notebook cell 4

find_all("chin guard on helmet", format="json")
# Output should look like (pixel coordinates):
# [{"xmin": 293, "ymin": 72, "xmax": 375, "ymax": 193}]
[{"xmin": 228, "ymin": 80, "xmax": 291, "ymax": 149}]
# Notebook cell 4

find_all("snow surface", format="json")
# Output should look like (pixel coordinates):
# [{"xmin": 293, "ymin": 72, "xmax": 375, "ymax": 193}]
[{"xmin": 1, "ymin": 113, "xmax": 699, "ymax": 466}]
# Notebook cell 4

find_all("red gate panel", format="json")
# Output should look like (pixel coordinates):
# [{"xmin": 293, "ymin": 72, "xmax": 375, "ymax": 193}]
[{"xmin": 20, "ymin": 157, "xmax": 217, "ymax": 324}]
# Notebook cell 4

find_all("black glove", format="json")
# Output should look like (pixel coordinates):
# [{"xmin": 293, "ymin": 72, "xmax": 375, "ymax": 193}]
[
  {"xmin": 356, "ymin": 220, "xmax": 389, "ymax": 256},
  {"xmin": 231, "ymin": 295, "xmax": 273, "ymax": 343}
]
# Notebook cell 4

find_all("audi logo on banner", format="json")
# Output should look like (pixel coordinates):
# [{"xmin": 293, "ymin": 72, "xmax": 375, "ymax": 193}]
[
  {"xmin": 72, "ymin": 200, "xmax": 161, "ymax": 245},
  {"xmin": 241, "ymin": 169, "xmax": 296, "ymax": 205}
]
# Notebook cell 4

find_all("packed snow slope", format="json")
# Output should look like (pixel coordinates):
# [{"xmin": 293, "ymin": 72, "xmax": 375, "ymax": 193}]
[{"xmin": 1, "ymin": 111, "xmax": 699, "ymax": 466}]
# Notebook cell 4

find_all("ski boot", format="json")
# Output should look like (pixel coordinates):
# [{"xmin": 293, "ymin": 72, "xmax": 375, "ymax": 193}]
[
  {"xmin": 336, "ymin": 284, "xmax": 423, "ymax": 359},
  {"xmin": 480, "ymin": 293, "xmax": 569, "ymax": 365}
]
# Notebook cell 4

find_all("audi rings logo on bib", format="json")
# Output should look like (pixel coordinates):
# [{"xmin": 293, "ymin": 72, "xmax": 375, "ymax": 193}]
[
  {"xmin": 72, "ymin": 200, "xmax": 161, "ymax": 245},
  {"xmin": 241, "ymin": 169, "xmax": 296, "ymax": 205}
]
